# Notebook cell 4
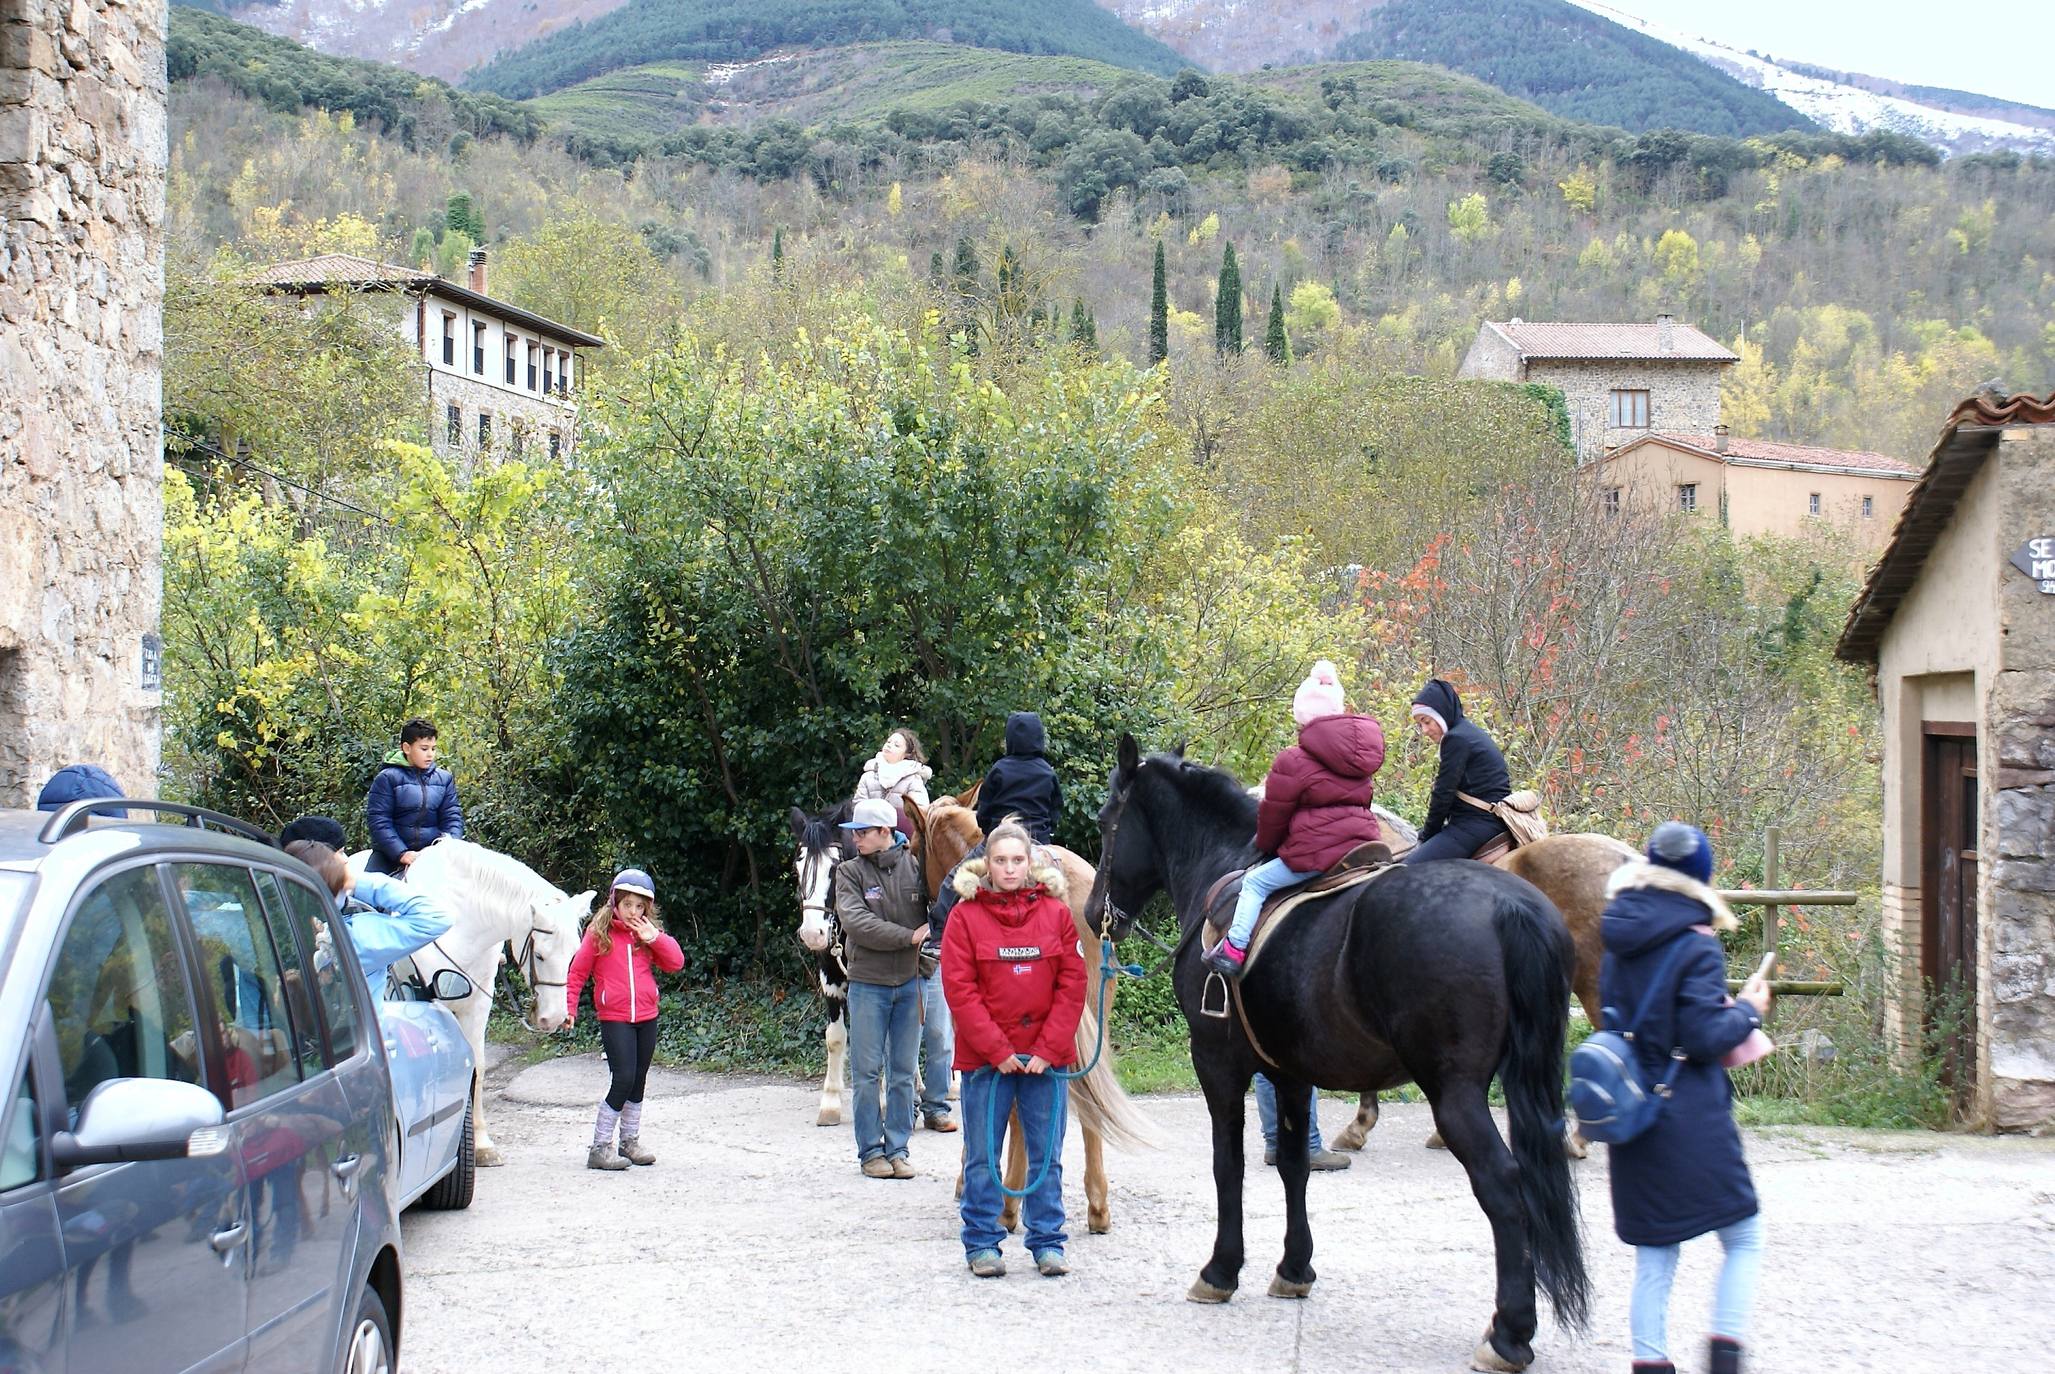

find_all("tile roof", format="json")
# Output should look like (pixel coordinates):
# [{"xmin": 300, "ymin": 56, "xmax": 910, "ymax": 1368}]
[
  {"xmin": 1837, "ymin": 390, "xmax": 2055, "ymax": 664},
  {"xmin": 1489, "ymin": 320, "xmax": 1739, "ymax": 362},
  {"xmin": 1637, "ymin": 432, "xmax": 1921, "ymax": 477},
  {"xmin": 245, "ymin": 253, "xmax": 606, "ymax": 349}
]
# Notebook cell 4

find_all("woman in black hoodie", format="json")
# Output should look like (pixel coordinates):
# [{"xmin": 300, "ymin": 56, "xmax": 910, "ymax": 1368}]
[{"xmin": 1401, "ymin": 678, "xmax": 1512, "ymax": 864}]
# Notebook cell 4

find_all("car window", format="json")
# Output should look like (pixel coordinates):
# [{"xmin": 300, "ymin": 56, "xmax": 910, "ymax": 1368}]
[
  {"xmin": 282, "ymin": 876, "xmax": 359, "ymax": 1064},
  {"xmin": 252, "ymin": 871, "xmax": 326, "ymax": 1079},
  {"xmin": 44, "ymin": 866, "xmax": 201, "ymax": 1122},
  {"xmin": 172, "ymin": 862, "xmax": 304, "ymax": 1109},
  {"xmin": 1, "ymin": 1060, "xmax": 38, "ymax": 1191}
]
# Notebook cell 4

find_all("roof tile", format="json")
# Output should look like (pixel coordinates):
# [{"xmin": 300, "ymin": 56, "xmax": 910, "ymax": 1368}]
[
  {"xmin": 1492, "ymin": 320, "xmax": 1738, "ymax": 362},
  {"xmin": 1650, "ymin": 432, "xmax": 1921, "ymax": 477}
]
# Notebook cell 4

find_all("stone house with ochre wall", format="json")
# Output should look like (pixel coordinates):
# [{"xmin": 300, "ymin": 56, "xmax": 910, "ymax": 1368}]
[
  {"xmin": 1838, "ymin": 392, "xmax": 2055, "ymax": 1132},
  {"xmin": 1458, "ymin": 316, "xmax": 1738, "ymax": 461},
  {"xmin": 249, "ymin": 250, "xmax": 603, "ymax": 465},
  {"xmin": 0, "ymin": 0, "xmax": 166, "ymax": 806}
]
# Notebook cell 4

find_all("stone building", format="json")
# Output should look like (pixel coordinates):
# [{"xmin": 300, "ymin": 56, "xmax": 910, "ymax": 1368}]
[
  {"xmin": 249, "ymin": 250, "xmax": 603, "ymax": 464},
  {"xmin": 1458, "ymin": 316, "xmax": 1738, "ymax": 461},
  {"xmin": 1, "ymin": 0, "xmax": 167, "ymax": 807},
  {"xmin": 1837, "ymin": 391, "xmax": 2055, "ymax": 1132},
  {"xmin": 1593, "ymin": 428, "xmax": 1920, "ymax": 553}
]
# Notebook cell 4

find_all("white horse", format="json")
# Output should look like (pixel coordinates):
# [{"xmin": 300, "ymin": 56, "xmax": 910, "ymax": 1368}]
[{"xmin": 351, "ymin": 840, "xmax": 593, "ymax": 1166}]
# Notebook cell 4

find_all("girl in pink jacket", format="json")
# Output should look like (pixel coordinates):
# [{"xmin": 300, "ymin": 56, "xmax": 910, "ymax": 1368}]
[{"xmin": 565, "ymin": 869, "xmax": 684, "ymax": 1170}]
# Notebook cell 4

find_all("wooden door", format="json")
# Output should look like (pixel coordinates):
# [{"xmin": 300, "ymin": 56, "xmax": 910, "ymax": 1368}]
[{"xmin": 1921, "ymin": 725, "xmax": 1978, "ymax": 1109}]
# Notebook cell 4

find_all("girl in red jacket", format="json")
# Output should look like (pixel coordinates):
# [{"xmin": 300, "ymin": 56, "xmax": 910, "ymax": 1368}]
[
  {"xmin": 940, "ymin": 820, "xmax": 1087, "ymax": 1279},
  {"xmin": 565, "ymin": 869, "xmax": 685, "ymax": 1171},
  {"xmin": 1206, "ymin": 659, "xmax": 1386, "ymax": 978}
]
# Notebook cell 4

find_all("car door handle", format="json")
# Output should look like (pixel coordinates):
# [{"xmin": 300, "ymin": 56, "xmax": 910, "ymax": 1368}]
[
  {"xmin": 332, "ymin": 1153, "xmax": 362, "ymax": 1180},
  {"xmin": 211, "ymin": 1221, "xmax": 249, "ymax": 1253}
]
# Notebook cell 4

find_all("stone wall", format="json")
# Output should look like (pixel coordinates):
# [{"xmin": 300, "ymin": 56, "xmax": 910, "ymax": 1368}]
[
  {"xmin": 0, "ymin": 0, "xmax": 166, "ymax": 805},
  {"xmin": 1988, "ymin": 424, "xmax": 2055, "ymax": 1131},
  {"xmin": 427, "ymin": 368, "xmax": 578, "ymax": 466},
  {"xmin": 1524, "ymin": 358, "xmax": 1728, "ymax": 461}
]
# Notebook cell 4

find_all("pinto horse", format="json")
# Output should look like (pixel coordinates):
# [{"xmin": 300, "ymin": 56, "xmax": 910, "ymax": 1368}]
[{"xmin": 1085, "ymin": 738, "xmax": 1587, "ymax": 1373}]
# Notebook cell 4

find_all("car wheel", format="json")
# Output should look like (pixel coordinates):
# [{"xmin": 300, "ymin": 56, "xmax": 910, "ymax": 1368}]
[
  {"xmin": 419, "ymin": 1098, "xmax": 475, "ymax": 1211},
  {"xmin": 341, "ymin": 1283, "xmax": 394, "ymax": 1374}
]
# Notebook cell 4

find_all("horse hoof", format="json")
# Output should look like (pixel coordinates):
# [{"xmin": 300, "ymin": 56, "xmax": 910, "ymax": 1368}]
[
  {"xmin": 1267, "ymin": 1272, "xmax": 1314, "ymax": 1299},
  {"xmin": 1470, "ymin": 1340, "xmax": 1527, "ymax": 1372},
  {"xmin": 816, "ymin": 1109, "xmax": 841, "ymax": 1127},
  {"xmin": 1186, "ymin": 1278, "xmax": 1236, "ymax": 1304},
  {"xmin": 1424, "ymin": 1130, "xmax": 1447, "ymax": 1151},
  {"xmin": 475, "ymin": 1144, "xmax": 504, "ymax": 1168},
  {"xmin": 1088, "ymin": 1211, "xmax": 1112, "ymax": 1235},
  {"xmin": 1565, "ymin": 1132, "xmax": 1589, "ymax": 1160},
  {"xmin": 1331, "ymin": 1126, "xmax": 1368, "ymax": 1152}
]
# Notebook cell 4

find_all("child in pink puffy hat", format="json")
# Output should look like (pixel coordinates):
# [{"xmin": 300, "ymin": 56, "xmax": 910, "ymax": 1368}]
[{"xmin": 1205, "ymin": 660, "xmax": 1386, "ymax": 978}]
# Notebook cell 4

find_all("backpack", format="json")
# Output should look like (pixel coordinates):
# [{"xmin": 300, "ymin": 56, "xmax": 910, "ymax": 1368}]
[{"xmin": 1568, "ymin": 935, "xmax": 1698, "ymax": 1145}]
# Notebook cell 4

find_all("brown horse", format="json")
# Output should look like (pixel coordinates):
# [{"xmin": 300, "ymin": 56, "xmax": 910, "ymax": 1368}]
[
  {"xmin": 1329, "ymin": 831, "xmax": 1635, "ymax": 1157},
  {"xmin": 906, "ymin": 790, "xmax": 1151, "ymax": 1235}
]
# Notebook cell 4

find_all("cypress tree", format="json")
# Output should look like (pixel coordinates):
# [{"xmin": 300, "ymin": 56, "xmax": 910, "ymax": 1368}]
[
  {"xmin": 771, "ymin": 226, "xmax": 784, "ymax": 280},
  {"xmin": 1214, "ymin": 242, "xmax": 1243, "ymax": 355},
  {"xmin": 930, "ymin": 249, "xmax": 945, "ymax": 283},
  {"xmin": 1148, "ymin": 240, "xmax": 1168, "ymax": 366},
  {"xmin": 953, "ymin": 236, "xmax": 979, "ymax": 293},
  {"xmin": 1265, "ymin": 283, "xmax": 1290, "ymax": 364},
  {"xmin": 1071, "ymin": 298, "xmax": 1099, "ymax": 350}
]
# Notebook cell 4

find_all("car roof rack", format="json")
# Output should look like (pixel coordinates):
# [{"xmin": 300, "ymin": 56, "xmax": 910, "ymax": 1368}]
[{"xmin": 38, "ymin": 799, "xmax": 278, "ymax": 847}]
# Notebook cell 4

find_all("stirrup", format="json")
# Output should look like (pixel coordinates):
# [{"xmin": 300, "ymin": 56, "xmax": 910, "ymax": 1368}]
[{"xmin": 1199, "ymin": 969, "xmax": 1231, "ymax": 1019}]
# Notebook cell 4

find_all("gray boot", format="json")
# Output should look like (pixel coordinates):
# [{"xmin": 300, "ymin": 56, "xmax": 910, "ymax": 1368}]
[
  {"xmin": 588, "ymin": 1104, "xmax": 628, "ymax": 1170},
  {"xmin": 587, "ymin": 1144, "xmax": 630, "ymax": 1171},
  {"xmin": 617, "ymin": 1101, "xmax": 655, "ymax": 1165}
]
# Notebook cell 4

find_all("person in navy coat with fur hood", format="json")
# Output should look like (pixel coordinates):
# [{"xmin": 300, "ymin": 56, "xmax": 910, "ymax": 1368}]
[{"xmin": 1601, "ymin": 822, "xmax": 1773, "ymax": 1374}]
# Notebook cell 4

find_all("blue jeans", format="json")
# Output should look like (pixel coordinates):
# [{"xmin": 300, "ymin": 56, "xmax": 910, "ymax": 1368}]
[
  {"xmin": 1631, "ymin": 1212, "xmax": 1764, "ymax": 1359},
  {"xmin": 1255, "ymin": 1074, "xmax": 1325, "ymax": 1153},
  {"xmin": 1227, "ymin": 856, "xmax": 1320, "ymax": 949},
  {"xmin": 919, "ymin": 968, "xmax": 954, "ymax": 1119},
  {"xmin": 960, "ymin": 1067, "xmax": 1068, "ymax": 1257},
  {"xmin": 1403, "ymin": 809, "xmax": 1507, "ymax": 863},
  {"xmin": 846, "ymin": 979, "xmax": 921, "ymax": 1163}
]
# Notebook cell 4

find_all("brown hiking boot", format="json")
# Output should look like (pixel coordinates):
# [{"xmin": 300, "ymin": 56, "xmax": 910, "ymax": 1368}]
[
  {"xmin": 618, "ymin": 1136, "xmax": 656, "ymax": 1166},
  {"xmin": 889, "ymin": 1155, "xmax": 916, "ymax": 1179},
  {"xmin": 861, "ymin": 1156, "xmax": 895, "ymax": 1179},
  {"xmin": 586, "ymin": 1145, "xmax": 629, "ymax": 1171}
]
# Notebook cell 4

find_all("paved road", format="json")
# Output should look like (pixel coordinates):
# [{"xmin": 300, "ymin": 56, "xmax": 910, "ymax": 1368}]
[{"xmin": 397, "ymin": 1051, "xmax": 2055, "ymax": 1373}]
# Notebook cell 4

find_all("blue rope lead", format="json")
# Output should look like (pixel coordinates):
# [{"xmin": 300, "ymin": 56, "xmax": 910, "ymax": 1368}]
[{"xmin": 977, "ymin": 937, "xmax": 1122, "ymax": 1199}]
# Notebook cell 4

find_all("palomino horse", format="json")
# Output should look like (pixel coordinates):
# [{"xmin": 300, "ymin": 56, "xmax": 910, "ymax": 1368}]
[
  {"xmin": 1329, "ymin": 831, "xmax": 1635, "ymax": 1158},
  {"xmin": 1087, "ymin": 739, "xmax": 1586, "ymax": 1372},
  {"xmin": 353, "ymin": 840, "xmax": 593, "ymax": 1167}
]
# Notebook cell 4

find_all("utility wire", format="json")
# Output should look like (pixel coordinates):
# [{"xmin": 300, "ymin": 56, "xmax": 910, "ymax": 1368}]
[{"xmin": 168, "ymin": 438, "xmax": 394, "ymax": 525}]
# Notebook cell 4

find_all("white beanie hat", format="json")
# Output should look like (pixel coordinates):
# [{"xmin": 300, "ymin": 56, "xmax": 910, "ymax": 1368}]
[{"xmin": 1292, "ymin": 660, "xmax": 1346, "ymax": 728}]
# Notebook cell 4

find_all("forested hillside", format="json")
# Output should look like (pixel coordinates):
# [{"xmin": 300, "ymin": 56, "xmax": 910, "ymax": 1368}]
[
  {"xmin": 463, "ymin": 0, "xmax": 1188, "ymax": 101},
  {"xmin": 1335, "ymin": 0, "xmax": 1812, "ymax": 137}
]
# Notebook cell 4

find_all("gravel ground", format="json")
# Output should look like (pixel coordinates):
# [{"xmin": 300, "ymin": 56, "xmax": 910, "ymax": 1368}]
[{"xmin": 395, "ymin": 1050, "xmax": 2055, "ymax": 1373}]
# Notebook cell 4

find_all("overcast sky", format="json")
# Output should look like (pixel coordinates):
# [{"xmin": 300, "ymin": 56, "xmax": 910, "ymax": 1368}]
[{"xmin": 1595, "ymin": 0, "xmax": 2054, "ymax": 110}]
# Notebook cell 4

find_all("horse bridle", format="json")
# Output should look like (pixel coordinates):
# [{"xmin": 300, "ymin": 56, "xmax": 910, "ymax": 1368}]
[
  {"xmin": 1097, "ymin": 766, "xmax": 1190, "ymax": 976},
  {"xmin": 797, "ymin": 843, "xmax": 845, "ymax": 960},
  {"xmin": 497, "ymin": 921, "xmax": 561, "ymax": 1033}
]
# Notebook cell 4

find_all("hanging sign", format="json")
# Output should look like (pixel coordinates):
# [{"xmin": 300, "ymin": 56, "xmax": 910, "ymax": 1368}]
[{"xmin": 2012, "ymin": 537, "xmax": 2055, "ymax": 594}]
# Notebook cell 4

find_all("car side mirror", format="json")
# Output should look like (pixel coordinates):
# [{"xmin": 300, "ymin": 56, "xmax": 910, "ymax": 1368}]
[
  {"xmin": 50, "ymin": 1079, "xmax": 228, "ymax": 1171},
  {"xmin": 430, "ymin": 968, "xmax": 474, "ymax": 1001}
]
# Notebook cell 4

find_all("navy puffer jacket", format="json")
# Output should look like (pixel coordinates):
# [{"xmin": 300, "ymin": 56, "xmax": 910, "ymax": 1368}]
[
  {"xmin": 1599, "ymin": 861, "xmax": 1762, "ymax": 1247},
  {"xmin": 365, "ymin": 761, "xmax": 465, "ymax": 872},
  {"xmin": 974, "ymin": 711, "xmax": 1062, "ymax": 844}
]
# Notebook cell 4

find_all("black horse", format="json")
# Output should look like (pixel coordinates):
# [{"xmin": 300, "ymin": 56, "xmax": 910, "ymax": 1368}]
[{"xmin": 1084, "ymin": 737, "xmax": 1588, "ymax": 1372}]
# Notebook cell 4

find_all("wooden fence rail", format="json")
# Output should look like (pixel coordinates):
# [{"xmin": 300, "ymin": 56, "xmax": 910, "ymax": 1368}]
[{"xmin": 1715, "ymin": 827, "xmax": 1856, "ymax": 1008}]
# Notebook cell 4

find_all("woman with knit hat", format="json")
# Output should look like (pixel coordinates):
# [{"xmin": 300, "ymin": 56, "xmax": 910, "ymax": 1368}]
[
  {"xmin": 1599, "ymin": 822, "xmax": 1772, "ymax": 1374},
  {"xmin": 1204, "ymin": 660, "xmax": 1385, "ymax": 979},
  {"xmin": 1401, "ymin": 677, "xmax": 1513, "ymax": 864},
  {"xmin": 565, "ymin": 868, "xmax": 685, "ymax": 1170}
]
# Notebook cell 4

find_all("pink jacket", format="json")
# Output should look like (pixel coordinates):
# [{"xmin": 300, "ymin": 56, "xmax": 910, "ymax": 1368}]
[{"xmin": 565, "ymin": 917, "xmax": 684, "ymax": 1024}]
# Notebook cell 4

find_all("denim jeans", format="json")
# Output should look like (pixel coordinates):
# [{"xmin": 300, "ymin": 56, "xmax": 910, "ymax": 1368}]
[
  {"xmin": 1227, "ymin": 856, "xmax": 1320, "ymax": 948},
  {"xmin": 960, "ymin": 1067, "xmax": 1068, "ymax": 1257},
  {"xmin": 1630, "ymin": 1212, "xmax": 1764, "ymax": 1359},
  {"xmin": 846, "ymin": 978, "xmax": 922, "ymax": 1163},
  {"xmin": 918, "ymin": 968, "xmax": 954, "ymax": 1119},
  {"xmin": 1255, "ymin": 1073, "xmax": 1325, "ymax": 1154},
  {"xmin": 1402, "ymin": 809, "xmax": 1507, "ymax": 864}
]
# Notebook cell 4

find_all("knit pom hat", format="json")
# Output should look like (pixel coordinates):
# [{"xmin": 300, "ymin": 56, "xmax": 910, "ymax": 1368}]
[
  {"xmin": 1645, "ymin": 822, "xmax": 1713, "ymax": 885},
  {"xmin": 1292, "ymin": 660, "xmax": 1347, "ymax": 728}
]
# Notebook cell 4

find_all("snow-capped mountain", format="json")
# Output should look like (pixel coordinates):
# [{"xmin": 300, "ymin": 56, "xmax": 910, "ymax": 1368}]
[
  {"xmin": 1563, "ymin": 0, "xmax": 2055, "ymax": 157},
  {"xmin": 207, "ymin": 0, "xmax": 634, "ymax": 83}
]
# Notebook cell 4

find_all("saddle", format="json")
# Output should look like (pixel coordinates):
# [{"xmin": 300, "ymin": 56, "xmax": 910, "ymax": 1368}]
[{"xmin": 1201, "ymin": 841, "xmax": 1396, "ymax": 972}]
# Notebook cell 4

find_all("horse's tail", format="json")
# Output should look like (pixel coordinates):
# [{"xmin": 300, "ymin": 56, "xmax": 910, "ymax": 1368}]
[
  {"xmin": 1067, "ymin": 1004, "xmax": 1158, "ymax": 1152},
  {"xmin": 1493, "ymin": 883, "xmax": 1591, "ymax": 1331}
]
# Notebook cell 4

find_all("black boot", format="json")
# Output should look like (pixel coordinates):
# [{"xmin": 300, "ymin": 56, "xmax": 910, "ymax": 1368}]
[{"xmin": 1709, "ymin": 1337, "xmax": 1742, "ymax": 1374}]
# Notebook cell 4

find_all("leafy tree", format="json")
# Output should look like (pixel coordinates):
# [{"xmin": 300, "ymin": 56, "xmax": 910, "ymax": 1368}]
[
  {"xmin": 445, "ymin": 190, "xmax": 485, "ymax": 242},
  {"xmin": 493, "ymin": 205, "xmax": 682, "ymax": 362},
  {"xmin": 1070, "ymin": 297, "xmax": 1098, "ymax": 351},
  {"xmin": 1264, "ymin": 283, "xmax": 1290, "ymax": 365},
  {"xmin": 1148, "ymin": 239, "xmax": 1168, "ymax": 367},
  {"xmin": 1214, "ymin": 242, "xmax": 1243, "ymax": 355},
  {"xmin": 1447, "ymin": 191, "xmax": 1493, "ymax": 243}
]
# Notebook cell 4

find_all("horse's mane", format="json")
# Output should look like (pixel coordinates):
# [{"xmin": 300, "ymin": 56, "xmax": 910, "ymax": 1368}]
[
  {"xmin": 412, "ymin": 838, "xmax": 565, "ymax": 911},
  {"xmin": 799, "ymin": 798, "xmax": 854, "ymax": 857},
  {"xmin": 1145, "ymin": 752, "xmax": 1258, "ymax": 831}
]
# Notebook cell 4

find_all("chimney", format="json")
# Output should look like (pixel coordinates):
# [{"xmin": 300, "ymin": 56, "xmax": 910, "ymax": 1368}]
[
  {"xmin": 467, "ymin": 248, "xmax": 488, "ymax": 296},
  {"xmin": 1656, "ymin": 312, "xmax": 1675, "ymax": 352},
  {"xmin": 1714, "ymin": 423, "xmax": 1729, "ymax": 454}
]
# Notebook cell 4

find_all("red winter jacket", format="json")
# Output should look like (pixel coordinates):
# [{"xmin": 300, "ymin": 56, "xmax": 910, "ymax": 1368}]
[
  {"xmin": 565, "ymin": 916, "xmax": 685, "ymax": 1024},
  {"xmin": 940, "ymin": 858, "xmax": 1087, "ymax": 1071},
  {"xmin": 1255, "ymin": 712, "xmax": 1386, "ymax": 872}
]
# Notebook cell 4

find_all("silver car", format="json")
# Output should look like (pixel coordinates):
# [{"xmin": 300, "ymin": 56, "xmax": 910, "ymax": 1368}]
[
  {"xmin": 0, "ymin": 800, "xmax": 410, "ymax": 1373},
  {"xmin": 377, "ymin": 962, "xmax": 475, "ymax": 1213}
]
